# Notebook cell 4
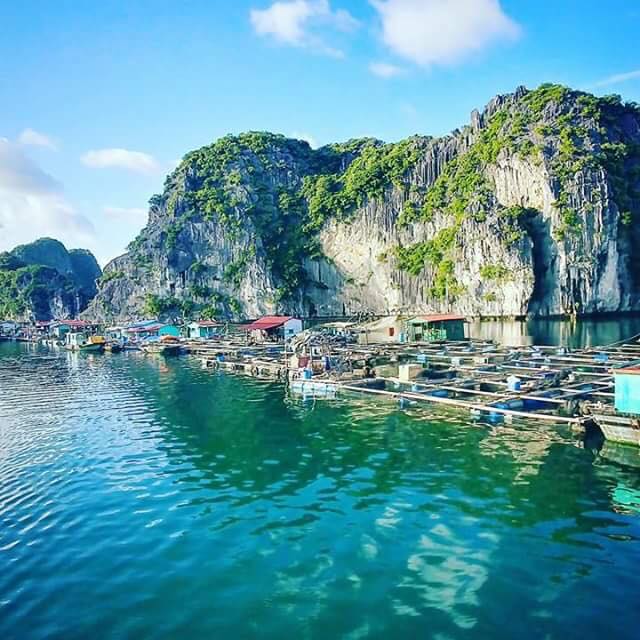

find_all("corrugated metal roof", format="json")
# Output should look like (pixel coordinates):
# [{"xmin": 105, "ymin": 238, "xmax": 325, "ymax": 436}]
[
  {"xmin": 411, "ymin": 314, "xmax": 466, "ymax": 323},
  {"xmin": 615, "ymin": 367, "xmax": 640, "ymax": 375},
  {"xmin": 53, "ymin": 319, "xmax": 92, "ymax": 327},
  {"xmin": 127, "ymin": 323, "xmax": 164, "ymax": 333},
  {"xmin": 128, "ymin": 319, "xmax": 160, "ymax": 328},
  {"xmin": 245, "ymin": 316, "xmax": 295, "ymax": 331}
]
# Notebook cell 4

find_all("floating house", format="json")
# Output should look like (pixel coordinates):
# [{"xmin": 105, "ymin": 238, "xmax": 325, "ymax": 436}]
[
  {"xmin": 158, "ymin": 324, "xmax": 180, "ymax": 337},
  {"xmin": 245, "ymin": 316, "xmax": 303, "ymax": 342},
  {"xmin": 105, "ymin": 326, "xmax": 126, "ymax": 341},
  {"xmin": 187, "ymin": 321, "xmax": 220, "ymax": 340},
  {"xmin": 590, "ymin": 366, "xmax": 640, "ymax": 447},
  {"xmin": 34, "ymin": 321, "xmax": 52, "ymax": 337},
  {"xmin": 126, "ymin": 322, "xmax": 180, "ymax": 340},
  {"xmin": 356, "ymin": 316, "xmax": 407, "ymax": 345},
  {"xmin": 125, "ymin": 319, "xmax": 162, "ymax": 334},
  {"xmin": 51, "ymin": 320, "xmax": 96, "ymax": 339},
  {"xmin": 614, "ymin": 367, "xmax": 640, "ymax": 415},
  {"xmin": 406, "ymin": 314, "xmax": 467, "ymax": 342},
  {"xmin": 0, "ymin": 321, "xmax": 18, "ymax": 336},
  {"xmin": 317, "ymin": 321, "xmax": 358, "ymax": 337}
]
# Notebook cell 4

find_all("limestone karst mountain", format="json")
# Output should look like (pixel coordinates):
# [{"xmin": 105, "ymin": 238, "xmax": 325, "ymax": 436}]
[
  {"xmin": 0, "ymin": 238, "xmax": 101, "ymax": 320},
  {"xmin": 85, "ymin": 84, "xmax": 640, "ymax": 322}
]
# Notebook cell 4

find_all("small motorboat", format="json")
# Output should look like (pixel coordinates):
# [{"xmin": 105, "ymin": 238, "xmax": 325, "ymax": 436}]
[{"xmin": 141, "ymin": 336, "xmax": 181, "ymax": 356}]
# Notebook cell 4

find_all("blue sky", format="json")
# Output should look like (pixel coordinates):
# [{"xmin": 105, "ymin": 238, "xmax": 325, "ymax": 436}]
[{"xmin": 1, "ymin": 0, "xmax": 639, "ymax": 266}]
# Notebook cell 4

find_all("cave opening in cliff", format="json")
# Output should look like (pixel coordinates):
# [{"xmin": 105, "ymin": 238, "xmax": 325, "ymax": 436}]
[{"xmin": 522, "ymin": 210, "xmax": 556, "ymax": 315}]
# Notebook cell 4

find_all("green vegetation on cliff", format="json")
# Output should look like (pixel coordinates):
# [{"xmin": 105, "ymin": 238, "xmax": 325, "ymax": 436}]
[
  {"xmin": 0, "ymin": 239, "xmax": 101, "ymax": 320},
  {"xmin": 301, "ymin": 138, "xmax": 423, "ymax": 229},
  {"xmin": 392, "ymin": 84, "xmax": 640, "ymax": 279},
  {"xmin": 98, "ymin": 83, "xmax": 640, "ymax": 320},
  {"xmin": 140, "ymin": 131, "xmax": 426, "ymax": 311}
]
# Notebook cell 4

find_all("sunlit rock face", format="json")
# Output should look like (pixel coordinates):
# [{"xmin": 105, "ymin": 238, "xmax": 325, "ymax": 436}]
[{"xmin": 85, "ymin": 86, "xmax": 640, "ymax": 322}]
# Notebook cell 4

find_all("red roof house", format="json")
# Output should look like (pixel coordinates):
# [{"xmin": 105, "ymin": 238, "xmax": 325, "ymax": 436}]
[{"xmin": 245, "ymin": 316, "xmax": 302, "ymax": 340}]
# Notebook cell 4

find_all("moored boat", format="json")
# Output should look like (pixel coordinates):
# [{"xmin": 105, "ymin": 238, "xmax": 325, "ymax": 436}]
[
  {"xmin": 65, "ymin": 332, "xmax": 106, "ymax": 352},
  {"xmin": 589, "ymin": 366, "xmax": 640, "ymax": 446},
  {"xmin": 141, "ymin": 336, "xmax": 181, "ymax": 356},
  {"xmin": 591, "ymin": 413, "xmax": 640, "ymax": 447}
]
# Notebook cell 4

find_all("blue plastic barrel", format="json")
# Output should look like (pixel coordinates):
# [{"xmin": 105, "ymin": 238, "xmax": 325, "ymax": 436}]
[{"xmin": 507, "ymin": 376, "xmax": 521, "ymax": 391}]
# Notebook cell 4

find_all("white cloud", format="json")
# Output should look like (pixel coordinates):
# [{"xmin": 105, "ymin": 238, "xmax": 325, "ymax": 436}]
[
  {"xmin": 103, "ymin": 206, "xmax": 148, "ymax": 220},
  {"xmin": 332, "ymin": 7, "xmax": 360, "ymax": 32},
  {"xmin": 251, "ymin": 0, "xmax": 316, "ymax": 44},
  {"xmin": 0, "ymin": 139, "xmax": 96, "ymax": 256},
  {"xmin": 399, "ymin": 102, "xmax": 419, "ymax": 118},
  {"xmin": 591, "ymin": 69, "xmax": 640, "ymax": 89},
  {"xmin": 291, "ymin": 131, "xmax": 318, "ymax": 148},
  {"xmin": 369, "ymin": 61, "xmax": 406, "ymax": 78},
  {"xmin": 250, "ymin": 0, "xmax": 359, "ymax": 57},
  {"xmin": 18, "ymin": 128, "xmax": 57, "ymax": 150},
  {"xmin": 370, "ymin": 0, "xmax": 520, "ymax": 67},
  {"xmin": 81, "ymin": 148, "xmax": 160, "ymax": 175}
]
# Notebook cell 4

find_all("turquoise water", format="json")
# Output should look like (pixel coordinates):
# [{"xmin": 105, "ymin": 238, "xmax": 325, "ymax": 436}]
[{"xmin": 1, "ymin": 341, "xmax": 640, "ymax": 639}]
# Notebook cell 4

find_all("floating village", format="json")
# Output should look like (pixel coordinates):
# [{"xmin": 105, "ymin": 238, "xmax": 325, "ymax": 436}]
[{"xmin": 1, "ymin": 313, "xmax": 640, "ymax": 448}]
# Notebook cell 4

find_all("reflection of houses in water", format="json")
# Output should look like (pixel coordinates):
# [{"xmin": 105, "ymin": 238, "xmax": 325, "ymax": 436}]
[
  {"xmin": 596, "ymin": 439, "xmax": 640, "ymax": 515},
  {"xmin": 611, "ymin": 484, "xmax": 640, "ymax": 514},
  {"xmin": 598, "ymin": 442, "xmax": 640, "ymax": 514}
]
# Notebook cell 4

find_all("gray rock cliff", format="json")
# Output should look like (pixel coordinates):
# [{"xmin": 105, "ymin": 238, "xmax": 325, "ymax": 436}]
[{"xmin": 85, "ymin": 85, "xmax": 640, "ymax": 322}]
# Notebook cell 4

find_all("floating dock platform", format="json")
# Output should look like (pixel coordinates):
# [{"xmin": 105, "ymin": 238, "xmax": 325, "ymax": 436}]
[{"xmin": 185, "ymin": 337, "xmax": 640, "ymax": 438}]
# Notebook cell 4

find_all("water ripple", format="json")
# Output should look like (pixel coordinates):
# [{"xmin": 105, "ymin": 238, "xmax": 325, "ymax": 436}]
[{"xmin": 0, "ymin": 343, "xmax": 639, "ymax": 639}]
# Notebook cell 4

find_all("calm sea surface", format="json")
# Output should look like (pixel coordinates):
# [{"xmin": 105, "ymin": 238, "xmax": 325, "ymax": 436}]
[{"xmin": 1, "ymin": 319, "xmax": 640, "ymax": 639}]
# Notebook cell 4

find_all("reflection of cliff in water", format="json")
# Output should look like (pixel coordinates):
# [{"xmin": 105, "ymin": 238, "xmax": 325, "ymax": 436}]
[
  {"xmin": 470, "ymin": 315, "xmax": 640, "ymax": 348},
  {"xmin": 4, "ymin": 343, "xmax": 640, "ymax": 639},
  {"xmin": 114, "ymin": 355, "xmax": 636, "ymax": 530}
]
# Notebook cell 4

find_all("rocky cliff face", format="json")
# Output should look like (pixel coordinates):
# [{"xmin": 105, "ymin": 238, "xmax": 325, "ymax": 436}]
[
  {"xmin": 0, "ymin": 238, "xmax": 101, "ymax": 320},
  {"xmin": 86, "ymin": 84, "xmax": 640, "ymax": 322}
]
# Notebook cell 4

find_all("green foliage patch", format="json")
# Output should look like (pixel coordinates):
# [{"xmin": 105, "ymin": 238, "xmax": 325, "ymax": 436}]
[{"xmin": 99, "ymin": 270, "xmax": 125, "ymax": 284}]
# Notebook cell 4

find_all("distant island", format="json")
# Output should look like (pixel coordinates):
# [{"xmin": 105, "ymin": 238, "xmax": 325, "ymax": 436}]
[
  {"xmin": 3, "ymin": 83, "xmax": 640, "ymax": 323},
  {"xmin": 0, "ymin": 238, "xmax": 101, "ymax": 320}
]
